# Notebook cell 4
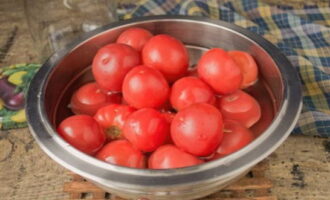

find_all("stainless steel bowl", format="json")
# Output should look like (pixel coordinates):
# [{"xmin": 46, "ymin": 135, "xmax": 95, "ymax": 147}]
[{"xmin": 26, "ymin": 16, "xmax": 302, "ymax": 200}]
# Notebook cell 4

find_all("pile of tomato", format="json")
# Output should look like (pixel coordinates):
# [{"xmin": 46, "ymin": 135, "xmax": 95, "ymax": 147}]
[{"xmin": 57, "ymin": 27, "xmax": 261, "ymax": 169}]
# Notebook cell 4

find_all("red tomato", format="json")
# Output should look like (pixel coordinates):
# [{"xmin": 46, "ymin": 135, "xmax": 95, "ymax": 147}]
[
  {"xmin": 142, "ymin": 34, "xmax": 189, "ymax": 82},
  {"xmin": 170, "ymin": 77, "xmax": 216, "ymax": 110},
  {"xmin": 123, "ymin": 108, "xmax": 169, "ymax": 152},
  {"xmin": 94, "ymin": 104, "xmax": 136, "ymax": 140},
  {"xmin": 216, "ymin": 120, "xmax": 255, "ymax": 156},
  {"xmin": 122, "ymin": 65, "xmax": 170, "ymax": 109},
  {"xmin": 116, "ymin": 27, "xmax": 153, "ymax": 52},
  {"xmin": 218, "ymin": 90, "xmax": 261, "ymax": 128},
  {"xmin": 96, "ymin": 140, "xmax": 145, "ymax": 168},
  {"xmin": 148, "ymin": 145, "xmax": 204, "ymax": 169},
  {"xmin": 92, "ymin": 43, "xmax": 141, "ymax": 91},
  {"xmin": 57, "ymin": 115, "xmax": 105, "ymax": 155},
  {"xmin": 171, "ymin": 103, "xmax": 223, "ymax": 157},
  {"xmin": 160, "ymin": 111, "xmax": 175, "ymax": 144},
  {"xmin": 161, "ymin": 111, "xmax": 175, "ymax": 124},
  {"xmin": 215, "ymin": 95, "xmax": 222, "ymax": 107},
  {"xmin": 70, "ymin": 82, "xmax": 121, "ymax": 116},
  {"xmin": 228, "ymin": 51, "xmax": 258, "ymax": 89},
  {"xmin": 197, "ymin": 48, "xmax": 242, "ymax": 94}
]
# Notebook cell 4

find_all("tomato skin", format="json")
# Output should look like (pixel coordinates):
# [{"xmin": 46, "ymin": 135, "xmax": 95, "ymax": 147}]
[
  {"xmin": 171, "ymin": 103, "xmax": 223, "ymax": 157},
  {"xmin": 116, "ymin": 27, "xmax": 153, "ymax": 52},
  {"xmin": 217, "ymin": 120, "xmax": 255, "ymax": 156},
  {"xmin": 207, "ymin": 153, "xmax": 225, "ymax": 161},
  {"xmin": 123, "ymin": 108, "xmax": 169, "ymax": 152},
  {"xmin": 57, "ymin": 115, "xmax": 106, "ymax": 155},
  {"xmin": 160, "ymin": 111, "xmax": 175, "ymax": 144},
  {"xmin": 228, "ymin": 51, "xmax": 258, "ymax": 89},
  {"xmin": 158, "ymin": 98, "xmax": 174, "ymax": 112},
  {"xmin": 70, "ymin": 82, "xmax": 121, "ymax": 116},
  {"xmin": 197, "ymin": 48, "xmax": 242, "ymax": 94},
  {"xmin": 122, "ymin": 65, "xmax": 170, "ymax": 109},
  {"xmin": 170, "ymin": 77, "xmax": 215, "ymax": 111},
  {"xmin": 96, "ymin": 140, "xmax": 145, "ymax": 168},
  {"xmin": 142, "ymin": 34, "xmax": 189, "ymax": 82},
  {"xmin": 149, "ymin": 145, "xmax": 204, "ymax": 169},
  {"xmin": 92, "ymin": 43, "xmax": 141, "ymax": 91},
  {"xmin": 161, "ymin": 111, "xmax": 175, "ymax": 124},
  {"xmin": 187, "ymin": 67, "xmax": 198, "ymax": 77},
  {"xmin": 218, "ymin": 90, "xmax": 261, "ymax": 128},
  {"xmin": 94, "ymin": 104, "xmax": 136, "ymax": 140}
]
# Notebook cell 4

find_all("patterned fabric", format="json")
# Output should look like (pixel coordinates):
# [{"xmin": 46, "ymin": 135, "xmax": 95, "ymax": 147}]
[
  {"xmin": 0, "ymin": 64, "xmax": 40, "ymax": 130},
  {"xmin": 117, "ymin": 0, "xmax": 330, "ymax": 137}
]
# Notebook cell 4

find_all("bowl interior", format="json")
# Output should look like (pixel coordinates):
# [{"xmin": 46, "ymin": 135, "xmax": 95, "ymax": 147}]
[{"xmin": 44, "ymin": 20, "xmax": 283, "ymax": 139}]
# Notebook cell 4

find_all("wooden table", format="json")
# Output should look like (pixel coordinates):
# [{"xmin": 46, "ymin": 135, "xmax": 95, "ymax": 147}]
[{"xmin": 0, "ymin": 0, "xmax": 329, "ymax": 199}]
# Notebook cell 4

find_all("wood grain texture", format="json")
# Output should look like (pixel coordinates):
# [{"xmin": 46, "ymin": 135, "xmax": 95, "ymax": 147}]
[
  {"xmin": 62, "ymin": 161, "xmax": 275, "ymax": 199},
  {"xmin": 0, "ymin": 0, "xmax": 329, "ymax": 200}
]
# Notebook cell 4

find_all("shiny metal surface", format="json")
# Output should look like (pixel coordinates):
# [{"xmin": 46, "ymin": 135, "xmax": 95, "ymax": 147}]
[{"xmin": 26, "ymin": 16, "xmax": 302, "ymax": 200}]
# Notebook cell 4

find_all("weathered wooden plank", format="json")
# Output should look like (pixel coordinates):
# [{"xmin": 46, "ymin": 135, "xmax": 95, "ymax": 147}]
[
  {"xmin": 225, "ymin": 178, "xmax": 273, "ymax": 190},
  {"xmin": 63, "ymin": 181, "xmax": 104, "ymax": 193}
]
